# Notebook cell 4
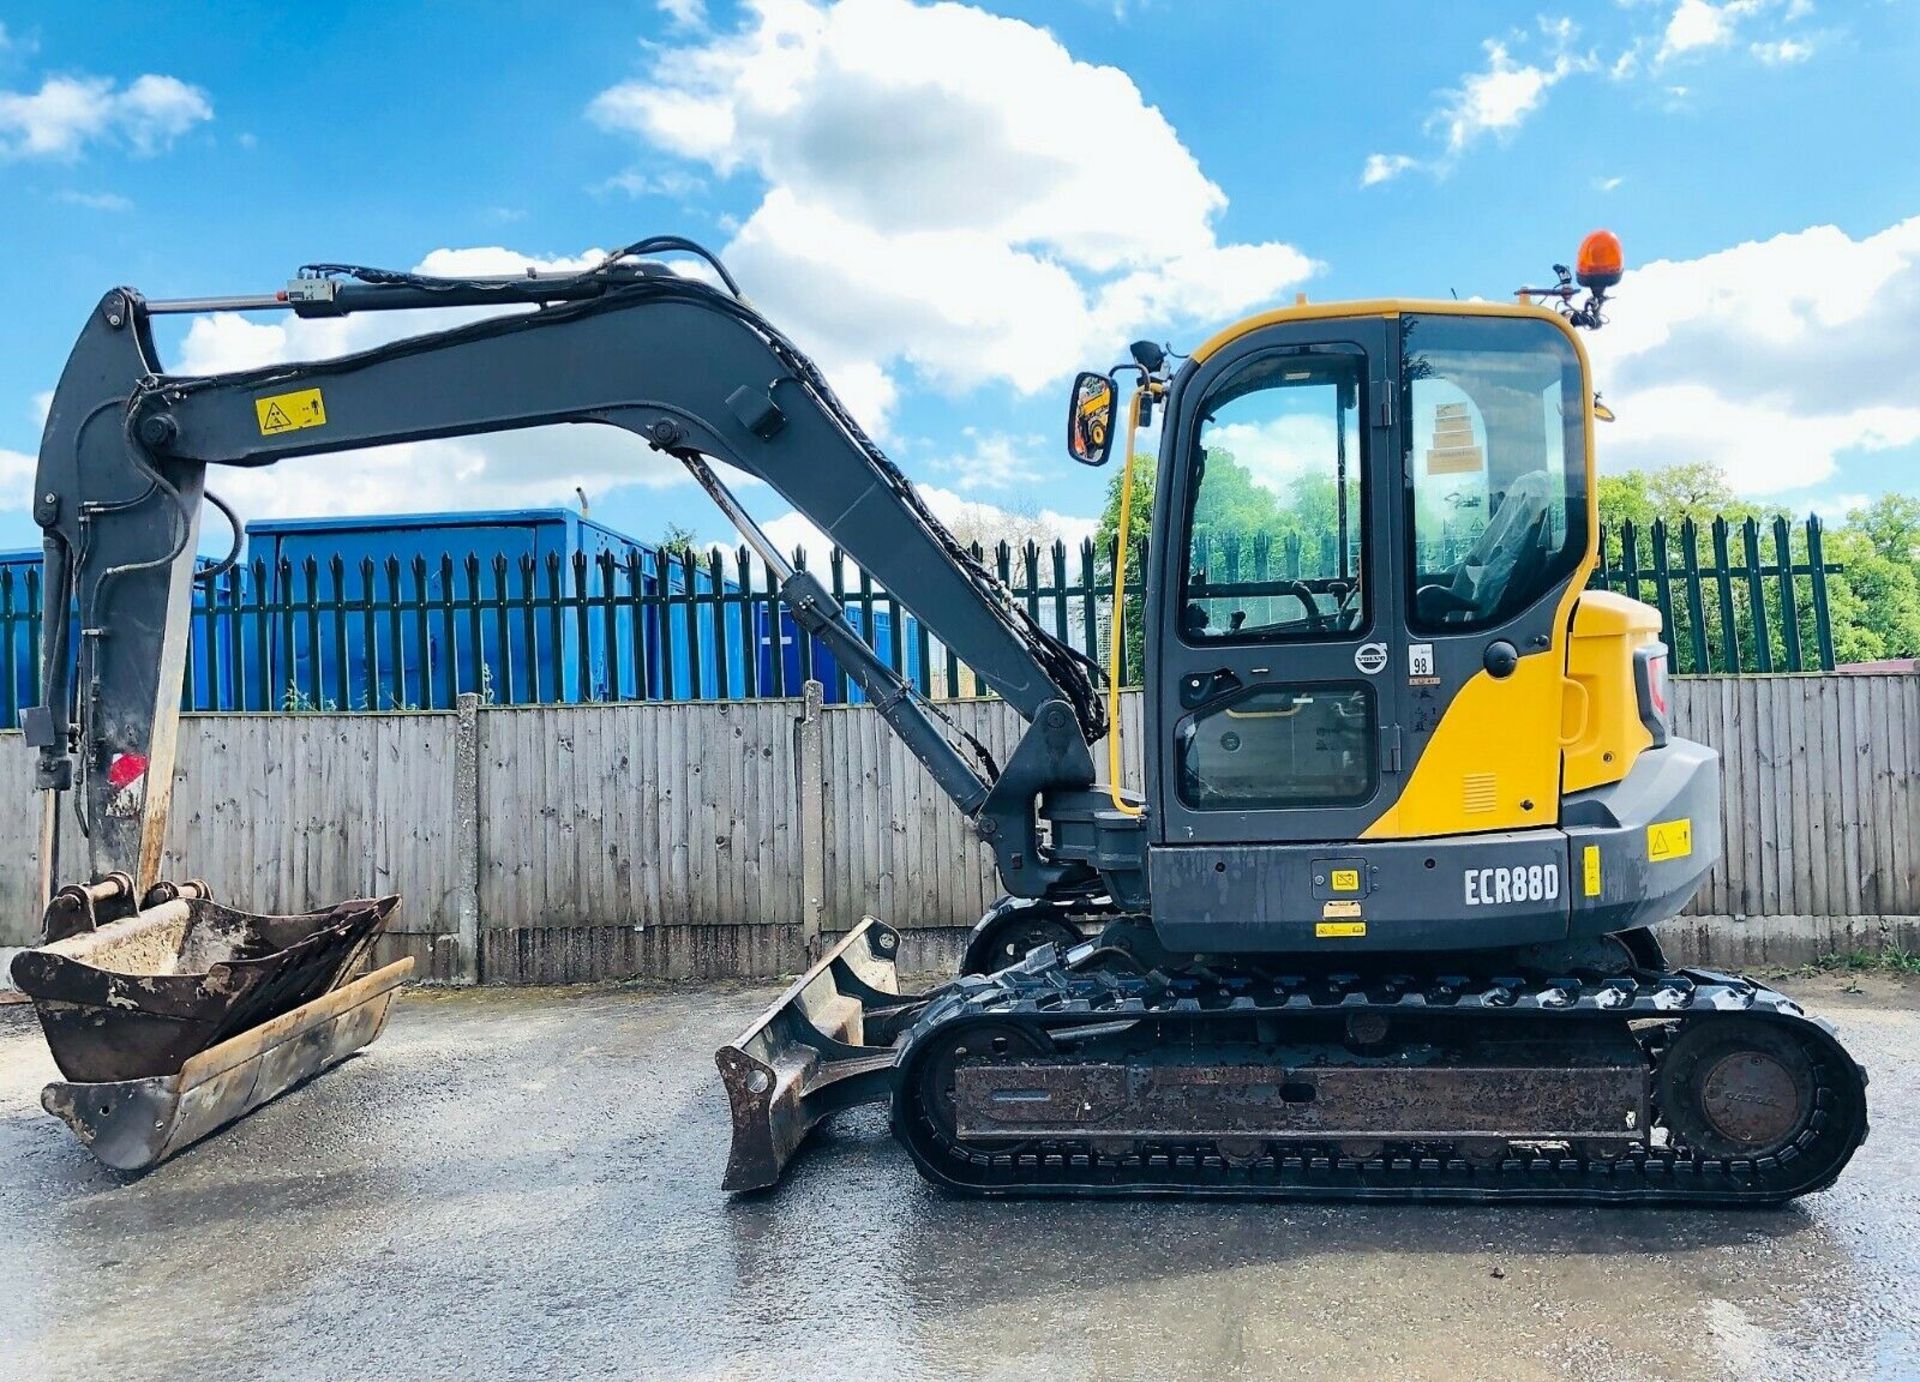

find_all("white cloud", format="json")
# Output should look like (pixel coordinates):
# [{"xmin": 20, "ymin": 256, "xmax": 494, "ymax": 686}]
[
  {"xmin": 1795, "ymin": 491, "xmax": 1872, "ymax": 519},
  {"xmin": 593, "ymin": 166, "xmax": 708, "ymax": 200},
  {"xmin": 1595, "ymin": 175, "xmax": 1626, "ymax": 192},
  {"xmin": 1655, "ymin": 0, "xmax": 1814, "ymax": 67},
  {"xmin": 30, "ymin": 391, "xmax": 52, "ymax": 428},
  {"xmin": 1751, "ymin": 37, "xmax": 1813, "ymax": 64},
  {"xmin": 0, "ymin": 448, "xmax": 33, "ymax": 511},
  {"xmin": 1394, "ymin": 5, "xmax": 1818, "ymax": 178},
  {"xmin": 922, "ymin": 483, "xmax": 1096, "ymax": 548},
  {"xmin": 163, "ymin": 245, "xmax": 701, "ymax": 522},
  {"xmin": 1586, "ymin": 215, "xmax": 1920, "ymax": 491},
  {"xmin": 53, "ymin": 188, "xmax": 132, "ymax": 211},
  {"xmin": 657, "ymin": 0, "xmax": 707, "ymax": 27},
  {"xmin": 1368, "ymin": 19, "xmax": 1589, "ymax": 181},
  {"xmin": 1361, "ymin": 153, "xmax": 1418, "ymax": 187},
  {"xmin": 1429, "ymin": 37, "xmax": 1585, "ymax": 156},
  {"xmin": 1658, "ymin": 0, "xmax": 1744, "ymax": 61},
  {"xmin": 759, "ymin": 509, "xmax": 835, "ymax": 571},
  {"xmin": 928, "ymin": 429, "xmax": 1045, "ymax": 492},
  {"xmin": 0, "ymin": 72, "xmax": 211, "ymax": 159},
  {"xmin": 759, "ymin": 481, "xmax": 1095, "ymax": 577},
  {"xmin": 589, "ymin": 0, "xmax": 1315, "ymax": 428}
]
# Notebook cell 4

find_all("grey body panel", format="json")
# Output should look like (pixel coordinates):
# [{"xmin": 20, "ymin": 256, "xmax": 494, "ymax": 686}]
[
  {"xmin": 1149, "ymin": 738, "xmax": 1718, "ymax": 954},
  {"xmin": 1565, "ymin": 736, "xmax": 1721, "ymax": 936},
  {"xmin": 1149, "ymin": 829, "xmax": 1572, "ymax": 953}
]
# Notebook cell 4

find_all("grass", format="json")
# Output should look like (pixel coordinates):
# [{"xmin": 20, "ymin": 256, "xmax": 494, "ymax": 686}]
[
  {"xmin": 1808, "ymin": 948, "xmax": 1920, "ymax": 975},
  {"xmin": 1768, "ymin": 948, "xmax": 1920, "ymax": 988}
]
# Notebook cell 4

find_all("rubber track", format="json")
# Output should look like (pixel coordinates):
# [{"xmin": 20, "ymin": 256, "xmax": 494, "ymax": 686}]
[{"xmin": 892, "ymin": 957, "xmax": 1870, "ymax": 1205}]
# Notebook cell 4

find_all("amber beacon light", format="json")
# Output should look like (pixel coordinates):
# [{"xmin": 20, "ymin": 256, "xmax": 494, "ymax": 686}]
[{"xmin": 1576, "ymin": 229, "xmax": 1625, "ymax": 290}]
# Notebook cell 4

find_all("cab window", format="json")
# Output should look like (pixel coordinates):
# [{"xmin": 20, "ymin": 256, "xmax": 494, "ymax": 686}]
[
  {"xmin": 1403, "ymin": 315, "xmax": 1587, "ymax": 632},
  {"xmin": 1177, "ymin": 684, "xmax": 1376, "ymax": 809},
  {"xmin": 1180, "ymin": 349, "xmax": 1365, "ymax": 643}
]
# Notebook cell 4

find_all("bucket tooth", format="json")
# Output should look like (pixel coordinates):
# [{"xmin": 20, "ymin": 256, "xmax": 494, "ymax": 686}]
[{"xmin": 717, "ymin": 917, "xmax": 922, "ymax": 1192}]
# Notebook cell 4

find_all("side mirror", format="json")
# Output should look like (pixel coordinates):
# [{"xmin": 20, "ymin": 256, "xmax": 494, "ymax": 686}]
[{"xmin": 1067, "ymin": 371, "xmax": 1118, "ymax": 467}]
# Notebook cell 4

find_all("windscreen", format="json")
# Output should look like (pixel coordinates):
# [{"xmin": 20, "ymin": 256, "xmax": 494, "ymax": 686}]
[{"xmin": 1403, "ymin": 314, "xmax": 1588, "ymax": 632}]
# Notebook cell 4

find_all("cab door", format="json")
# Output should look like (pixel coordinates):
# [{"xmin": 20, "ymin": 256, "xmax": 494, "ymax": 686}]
[
  {"xmin": 1146, "ymin": 317, "xmax": 1406, "ymax": 847},
  {"xmin": 1376, "ymin": 310, "xmax": 1593, "ymax": 842}
]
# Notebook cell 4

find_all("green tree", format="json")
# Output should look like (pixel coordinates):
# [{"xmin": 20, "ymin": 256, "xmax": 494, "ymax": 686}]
[
  {"xmin": 1597, "ymin": 460, "xmax": 1920, "ymax": 669},
  {"xmin": 1598, "ymin": 464, "xmax": 1757, "ymax": 563},
  {"xmin": 1847, "ymin": 493, "xmax": 1920, "ymax": 564},
  {"xmin": 657, "ymin": 522, "xmax": 701, "ymax": 563},
  {"xmin": 1095, "ymin": 452, "xmax": 1156, "ymax": 554},
  {"xmin": 1823, "ymin": 502, "xmax": 1920, "ymax": 661},
  {"xmin": 1645, "ymin": 461, "xmax": 1740, "ymax": 514}
]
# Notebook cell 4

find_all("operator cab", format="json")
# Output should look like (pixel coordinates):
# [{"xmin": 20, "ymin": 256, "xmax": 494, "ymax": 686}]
[{"xmin": 1059, "ymin": 234, "xmax": 1712, "ymax": 955}]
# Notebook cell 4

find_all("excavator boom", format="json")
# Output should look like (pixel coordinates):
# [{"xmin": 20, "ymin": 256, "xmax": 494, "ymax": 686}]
[{"xmin": 29, "ymin": 249, "xmax": 1116, "ymax": 904}]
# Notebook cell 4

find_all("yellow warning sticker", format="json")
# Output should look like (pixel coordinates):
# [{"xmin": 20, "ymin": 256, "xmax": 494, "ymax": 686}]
[
  {"xmin": 255, "ymin": 387, "xmax": 327, "ymax": 437},
  {"xmin": 1582, "ymin": 844, "xmax": 1602, "ymax": 897},
  {"xmin": 1330, "ymin": 868, "xmax": 1360, "ymax": 893},
  {"xmin": 1316, "ymin": 921, "xmax": 1367, "ymax": 938},
  {"xmin": 1647, "ymin": 817, "xmax": 1693, "ymax": 862}
]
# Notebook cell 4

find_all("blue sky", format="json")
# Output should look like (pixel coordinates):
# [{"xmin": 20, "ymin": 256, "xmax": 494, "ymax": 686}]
[{"xmin": 2, "ymin": 0, "xmax": 1917, "ymax": 558}]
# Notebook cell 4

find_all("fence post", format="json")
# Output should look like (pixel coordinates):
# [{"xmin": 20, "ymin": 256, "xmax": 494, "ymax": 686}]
[
  {"xmin": 797, "ymin": 679, "xmax": 826, "ymax": 962},
  {"xmin": 451, "ymin": 691, "xmax": 483, "ymax": 985},
  {"xmin": 1806, "ymin": 516, "xmax": 1835, "ymax": 670}
]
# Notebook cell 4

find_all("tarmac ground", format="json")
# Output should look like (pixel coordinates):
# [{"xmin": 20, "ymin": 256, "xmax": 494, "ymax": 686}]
[{"xmin": 2, "ymin": 972, "xmax": 1916, "ymax": 1380}]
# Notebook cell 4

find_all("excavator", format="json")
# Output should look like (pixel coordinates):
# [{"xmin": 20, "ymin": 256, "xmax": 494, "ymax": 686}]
[{"xmin": 14, "ymin": 231, "xmax": 1868, "ymax": 1200}]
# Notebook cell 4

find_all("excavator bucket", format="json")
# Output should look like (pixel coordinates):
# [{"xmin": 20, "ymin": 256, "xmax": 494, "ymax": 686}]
[
  {"xmin": 11, "ymin": 885, "xmax": 410, "ymax": 1171},
  {"xmin": 717, "ymin": 917, "xmax": 924, "ymax": 1191}
]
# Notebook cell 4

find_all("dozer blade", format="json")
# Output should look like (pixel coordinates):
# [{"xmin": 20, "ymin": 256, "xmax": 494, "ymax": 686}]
[
  {"xmin": 717, "ymin": 917, "xmax": 925, "ymax": 1192},
  {"xmin": 39, "ymin": 956, "xmax": 414, "ymax": 1172}
]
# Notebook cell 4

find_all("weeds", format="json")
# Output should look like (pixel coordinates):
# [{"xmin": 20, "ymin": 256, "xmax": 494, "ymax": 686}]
[
  {"xmin": 1772, "ymin": 948, "xmax": 1920, "ymax": 984},
  {"xmin": 1809, "ymin": 948, "xmax": 1920, "ymax": 976},
  {"xmin": 281, "ymin": 683, "xmax": 338, "ymax": 713}
]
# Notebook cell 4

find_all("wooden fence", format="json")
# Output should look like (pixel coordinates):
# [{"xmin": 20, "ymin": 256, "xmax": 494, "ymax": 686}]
[{"xmin": 0, "ymin": 675, "xmax": 1911, "ymax": 974}]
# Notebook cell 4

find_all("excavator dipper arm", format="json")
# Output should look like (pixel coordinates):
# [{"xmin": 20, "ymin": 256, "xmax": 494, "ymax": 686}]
[{"xmin": 28, "ymin": 254, "xmax": 1109, "ymax": 901}]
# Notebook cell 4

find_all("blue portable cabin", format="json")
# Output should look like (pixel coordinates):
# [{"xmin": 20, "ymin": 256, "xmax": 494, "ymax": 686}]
[
  {"xmin": 757, "ymin": 603, "xmax": 924, "ymax": 705},
  {"xmin": 0, "ymin": 547, "xmax": 238, "ymax": 725},
  {"xmin": 0, "ymin": 548, "xmax": 45, "ymax": 727},
  {"xmin": 244, "ymin": 509, "xmax": 746, "ymax": 711}
]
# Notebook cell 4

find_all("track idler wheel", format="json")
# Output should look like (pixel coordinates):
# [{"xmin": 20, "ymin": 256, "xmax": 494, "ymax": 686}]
[
  {"xmin": 914, "ymin": 1020, "xmax": 1050, "ymax": 1151},
  {"xmin": 1656, "ymin": 1016, "xmax": 1819, "ymax": 1160}
]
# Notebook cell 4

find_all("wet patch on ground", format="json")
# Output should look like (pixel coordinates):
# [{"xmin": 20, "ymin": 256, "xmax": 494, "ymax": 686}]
[{"xmin": 2, "ymin": 975, "xmax": 1915, "ymax": 1380}]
